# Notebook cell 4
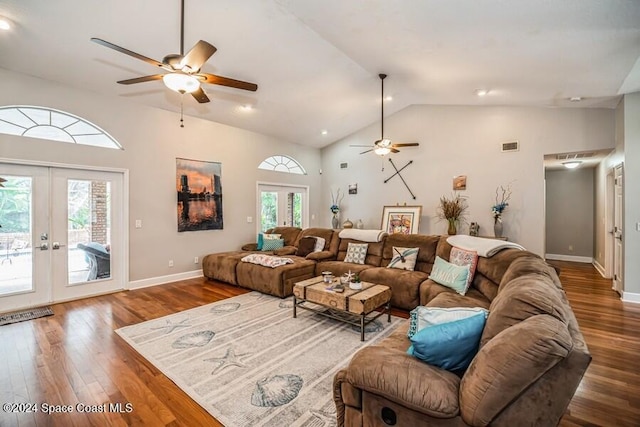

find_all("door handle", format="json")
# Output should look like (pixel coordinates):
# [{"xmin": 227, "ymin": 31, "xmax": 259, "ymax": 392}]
[
  {"xmin": 52, "ymin": 242, "xmax": 66, "ymax": 250},
  {"xmin": 40, "ymin": 243, "xmax": 49, "ymax": 250}
]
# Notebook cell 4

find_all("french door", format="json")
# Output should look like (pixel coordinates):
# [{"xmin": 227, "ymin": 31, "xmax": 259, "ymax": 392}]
[
  {"xmin": 613, "ymin": 164, "xmax": 623, "ymax": 295},
  {"xmin": 0, "ymin": 163, "xmax": 125, "ymax": 312},
  {"xmin": 257, "ymin": 183, "xmax": 308, "ymax": 232}
]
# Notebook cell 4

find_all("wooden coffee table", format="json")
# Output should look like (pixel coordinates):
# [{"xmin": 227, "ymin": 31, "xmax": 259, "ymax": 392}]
[{"xmin": 293, "ymin": 276, "xmax": 392, "ymax": 341}]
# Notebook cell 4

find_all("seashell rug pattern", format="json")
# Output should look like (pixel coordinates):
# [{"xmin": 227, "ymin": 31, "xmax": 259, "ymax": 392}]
[{"xmin": 116, "ymin": 291, "xmax": 403, "ymax": 427}]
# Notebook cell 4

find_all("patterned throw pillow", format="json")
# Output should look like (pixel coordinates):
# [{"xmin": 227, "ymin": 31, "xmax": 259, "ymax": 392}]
[
  {"xmin": 429, "ymin": 256, "xmax": 471, "ymax": 294},
  {"xmin": 344, "ymin": 242, "xmax": 368, "ymax": 264},
  {"xmin": 257, "ymin": 233, "xmax": 282, "ymax": 250},
  {"xmin": 261, "ymin": 238, "xmax": 285, "ymax": 251},
  {"xmin": 388, "ymin": 246, "xmax": 419, "ymax": 271},
  {"xmin": 449, "ymin": 246, "xmax": 479, "ymax": 293}
]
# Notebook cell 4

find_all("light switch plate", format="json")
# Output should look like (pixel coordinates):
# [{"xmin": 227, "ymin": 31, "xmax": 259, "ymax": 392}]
[{"xmin": 135, "ymin": 219, "xmax": 142, "ymax": 228}]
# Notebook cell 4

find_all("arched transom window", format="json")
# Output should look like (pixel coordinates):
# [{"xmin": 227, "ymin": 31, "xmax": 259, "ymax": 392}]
[
  {"xmin": 258, "ymin": 155, "xmax": 306, "ymax": 175},
  {"xmin": 0, "ymin": 105, "xmax": 122, "ymax": 150}
]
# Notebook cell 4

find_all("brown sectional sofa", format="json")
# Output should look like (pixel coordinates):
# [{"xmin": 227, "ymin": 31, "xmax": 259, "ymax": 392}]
[
  {"xmin": 333, "ymin": 252, "xmax": 591, "ymax": 427},
  {"xmin": 202, "ymin": 226, "xmax": 591, "ymax": 426}
]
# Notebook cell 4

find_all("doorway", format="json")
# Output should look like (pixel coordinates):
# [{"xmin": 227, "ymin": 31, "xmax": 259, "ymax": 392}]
[
  {"xmin": 257, "ymin": 183, "xmax": 308, "ymax": 232},
  {"xmin": 612, "ymin": 164, "xmax": 624, "ymax": 295},
  {"xmin": 0, "ymin": 163, "xmax": 125, "ymax": 312}
]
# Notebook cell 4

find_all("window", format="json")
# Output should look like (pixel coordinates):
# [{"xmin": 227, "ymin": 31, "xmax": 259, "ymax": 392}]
[
  {"xmin": 258, "ymin": 155, "xmax": 306, "ymax": 175},
  {"xmin": 0, "ymin": 106, "xmax": 122, "ymax": 150}
]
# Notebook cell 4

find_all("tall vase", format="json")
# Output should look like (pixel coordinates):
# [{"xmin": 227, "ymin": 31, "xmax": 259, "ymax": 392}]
[
  {"xmin": 447, "ymin": 218, "xmax": 457, "ymax": 235},
  {"xmin": 494, "ymin": 218, "xmax": 503, "ymax": 238},
  {"xmin": 332, "ymin": 214, "xmax": 339, "ymax": 229}
]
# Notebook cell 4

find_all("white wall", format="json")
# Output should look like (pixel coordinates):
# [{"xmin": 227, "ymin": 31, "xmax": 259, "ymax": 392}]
[
  {"xmin": 623, "ymin": 92, "xmax": 640, "ymax": 299},
  {"xmin": 321, "ymin": 105, "xmax": 615, "ymax": 256},
  {"xmin": 545, "ymin": 168, "xmax": 594, "ymax": 258},
  {"xmin": 0, "ymin": 68, "xmax": 322, "ymax": 283}
]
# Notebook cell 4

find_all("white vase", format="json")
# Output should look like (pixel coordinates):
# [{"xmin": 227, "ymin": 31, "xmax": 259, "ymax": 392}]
[
  {"xmin": 356, "ymin": 219, "xmax": 364, "ymax": 229},
  {"xmin": 331, "ymin": 214, "xmax": 339, "ymax": 229},
  {"xmin": 494, "ymin": 219, "xmax": 503, "ymax": 238}
]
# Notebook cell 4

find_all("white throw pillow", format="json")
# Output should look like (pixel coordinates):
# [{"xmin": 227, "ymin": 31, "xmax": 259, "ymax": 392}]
[
  {"xmin": 387, "ymin": 246, "xmax": 419, "ymax": 271},
  {"xmin": 344, "ymin": 242, "xmax": 368, "ymax": 264},
  {"xmin": 407, "ymin": 306, "xmax": 489, "ymax": 338}
]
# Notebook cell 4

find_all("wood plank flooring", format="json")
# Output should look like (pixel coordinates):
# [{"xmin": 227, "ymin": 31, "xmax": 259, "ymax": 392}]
[{"xmin": 0, "ymin": 262, "xmax": 638, "ymax": 426}]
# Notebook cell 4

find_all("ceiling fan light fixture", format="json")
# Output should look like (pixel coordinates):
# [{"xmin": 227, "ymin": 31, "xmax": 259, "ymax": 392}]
[
  {"xmin": 0, "ymin": 16, "xmax": 11, "ymax": 31},
  {"xmin": 374, "ymin": 146, "xmax": 391, "ymax": 156},
  {"xmin": 163, "ymin": 72, "xmax": 200, "ymax": 93}
]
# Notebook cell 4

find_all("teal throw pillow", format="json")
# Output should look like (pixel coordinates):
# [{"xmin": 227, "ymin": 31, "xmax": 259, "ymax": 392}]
[
  {"xmin": 407, "ymin": 312, "xmax": 487, "ymax": 371},
  {"xmin": 429, "ymin": 256, "xmax": 471, "ymax": 294},
  {"xmin": 261, "ymin": 238, "xmax": 284, "ymax": 251}
]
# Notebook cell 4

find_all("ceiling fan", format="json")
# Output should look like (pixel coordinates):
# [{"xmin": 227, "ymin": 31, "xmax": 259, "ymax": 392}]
[
  {"xmin": 90, "ymin": 0, "xmax": 257, "ymax": 105},
  {"xmin": 351, "ymin": 74, "xmax": 419, "ymax": 156}
]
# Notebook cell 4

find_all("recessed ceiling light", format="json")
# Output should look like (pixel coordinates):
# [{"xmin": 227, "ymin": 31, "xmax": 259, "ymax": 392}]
[
  {"xmin": 475, "ymin": 89, "xmax": 489, "ymax": 97},
  {"xmin": 240, "ymin": 104, "xmax": 253, "ymax": 111},
  {"xmin": 563, "ymin": 161, "xmax": 582, "ymax": 169},
  {"xmin": 0, "ymin": 16, "xmax": 11, "ymax": 31},
  {"xmin": 569, "ymin": 97, "xmax": 582, "ymax": 102},
  {"xmin": 321, "ymin": 130, "xmax": 328, "ymax": 135}
]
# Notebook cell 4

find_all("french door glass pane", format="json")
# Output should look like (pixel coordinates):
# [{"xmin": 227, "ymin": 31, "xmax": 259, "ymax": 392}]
[
  {"xmin": 0, "ymin": 176, "xmax": 33, "ymax": 295},
  {"xmin": 261, "ymin": 191, "xmax": 277, "ymax": 231},
  {"xmin": 290, "ymin": 192, "xmax": 302, "ymax": 228},
  {"xmin": 68, "ymin": 179, "xmax": 111, "ymax": 284}
]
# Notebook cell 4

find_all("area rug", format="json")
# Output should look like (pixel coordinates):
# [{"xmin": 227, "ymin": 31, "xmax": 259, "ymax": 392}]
[
  {"xmin": 0, "ymin": 306, "xmax": 54, "ymax": 326},
  {"xmin": 116, "ymin": 291, "xmax": 404, "ymax": 427}
]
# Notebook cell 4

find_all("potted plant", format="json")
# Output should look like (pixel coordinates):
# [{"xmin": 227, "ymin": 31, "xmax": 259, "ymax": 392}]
[{"xmin": 436, "ymin": 193, "xmax": 468, "ymax": 235}]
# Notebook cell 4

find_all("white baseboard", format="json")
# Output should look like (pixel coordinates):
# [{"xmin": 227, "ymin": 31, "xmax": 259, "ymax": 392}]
[
  {"xmin": 592, "ymin": 259, "xmax": 608, "ymax": 278},
  {"xmin": 545, "ymin": 254, "xmax": 594, "ymax": 263},
  {"xmin": 622, "ymin": 292, "xmax": 640, "ymax": 304},
  {"xmin": 128, "ymin": 269, "xmax": 203, "ymax": 290}
]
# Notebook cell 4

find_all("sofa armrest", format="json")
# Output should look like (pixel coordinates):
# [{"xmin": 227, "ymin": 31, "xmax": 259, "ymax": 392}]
[
  {"xmin": 343, "ymin": 346, "xmax": 461, "ymax": 418},
  {"xmin": 274, "ymin": 246, "xmax": 297, "ymax": 256},
  {"xmin": 241, "ymin": 243, "xmax": 258, "ymax": 251},
  {"xmin": 306, "ymin": 250, "xmax": 336, "ymax": 261}
]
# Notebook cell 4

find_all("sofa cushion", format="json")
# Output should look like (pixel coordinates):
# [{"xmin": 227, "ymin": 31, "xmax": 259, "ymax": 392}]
[
  {"xmin": 460, "ymin": 315, "xmax": 572, "ymax": 426},
  {"xmin": 500, "ymin": 256, "xmax": 562, "ymax": 291},
  {"xmin": 481, "ymin": 275, "xmax": 569, "ymax": 347},
  {"xmin": 429, "ymin": 256, "xmax": 471, "ymax": 294},
  {"xmin": 344, "ymin": 242, "xmax": 368, "ymax": 264},
  {"xmin": 359, "ymin": 268, "xmax": 426, "ymax": 310},
  {"xmin": 388, "ymin": 247, "xmax": 419, "ymax": 271},
  {"xmin": 296, "ymin": 237, "xmax": 317, "ymax": 257},
  {"xmin": 266, "ymin": 226, "xmax": 302, "ymax": 247},
  {"xmin": 426, "ymin": 288, "xmax": 491, "ymax": 310},
  {"xmin": 408, "ymin": 312, "xmax": 487, "ymax": 372}
]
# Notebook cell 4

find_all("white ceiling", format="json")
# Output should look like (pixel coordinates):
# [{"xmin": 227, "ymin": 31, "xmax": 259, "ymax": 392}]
[{"xmin": 1, "ymin": 0, "xmax": 639, "ymax": 148}]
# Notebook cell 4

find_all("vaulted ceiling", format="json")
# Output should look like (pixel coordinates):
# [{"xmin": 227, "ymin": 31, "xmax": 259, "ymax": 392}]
[{"xmin": 1, "ymin": 0, "xmax": 639, "ymax": 148}]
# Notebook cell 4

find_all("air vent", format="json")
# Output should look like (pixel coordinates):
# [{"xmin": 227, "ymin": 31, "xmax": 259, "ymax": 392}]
[
  {"xmin": 501, "ymin": 141, "xmax": 519, "ymax": 152},
  {"xmin": 340, "ymin": 162, "xmax": 348, "ymax": 169},
  {"xmin": 556, "ymin": 152, "xmax": 595, "ymax": 160}
]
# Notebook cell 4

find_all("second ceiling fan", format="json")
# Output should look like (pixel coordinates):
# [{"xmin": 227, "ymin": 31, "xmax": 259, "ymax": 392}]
[{"xmin": 352, "ymin": 74, "xmax": 419, "ymax": 156}]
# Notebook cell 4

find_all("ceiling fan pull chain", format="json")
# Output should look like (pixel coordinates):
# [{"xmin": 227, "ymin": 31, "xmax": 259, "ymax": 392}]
[{"xmin": 180, "ymin": 94, "xmax": 185, "ymax": 128}]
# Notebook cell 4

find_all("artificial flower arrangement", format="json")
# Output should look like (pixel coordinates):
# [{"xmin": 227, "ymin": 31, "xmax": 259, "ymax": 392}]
[
  {"xmin": 330, "ymin": 188, "xmax": 343, "ymax": 214},
  {"xmin": 492, "ymin": 184, "xmax": 512, "ymax": 223}
]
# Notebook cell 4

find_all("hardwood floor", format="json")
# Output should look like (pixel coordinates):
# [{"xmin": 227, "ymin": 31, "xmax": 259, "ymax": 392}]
[{"xmin": 0, "ymin": 263, "xmax": 638, "ymax": 426}]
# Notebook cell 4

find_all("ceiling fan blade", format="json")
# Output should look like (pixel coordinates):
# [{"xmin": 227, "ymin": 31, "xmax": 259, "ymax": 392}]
[
  {"xmin": 182, "ymin": 40, "xmax": 217, "ymax": 72},
  {"xmin": 360, "ymin": 149, "xmax": 374, "ymax": 155},
  {"xmin": 390, "ymin": 143, "xmax": 420, "ymax": 148},
  {"xmin": 191, "ymin": 87, "xmax": 210, "ymax": 103},
  {"xmin": 199, "ymin": 73, "xmax": 258, "ymax": 92},
  {"xmin": 390, "ymin": 148, "xmax": 400, "ymax": 153},
  {"xmin": 117, "ymin": 74, "xmax": 165, "ymax": 85},
  {"xmin": 91, "ymin": 38, "xmax": 166, "ymax": 69}
]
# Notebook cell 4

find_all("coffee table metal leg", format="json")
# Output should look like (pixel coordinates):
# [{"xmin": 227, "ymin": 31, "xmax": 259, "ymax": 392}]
[
  {"xmin": 360, "ymin": 314, "xmax": 365, "ymax": 341},
  {"xmin": 293, "ymin": 296, "xmax": 297, "ymax": 318},
  {"xmin": 387, "ymin": 302, "xmax": 391, "ymax": 322}
]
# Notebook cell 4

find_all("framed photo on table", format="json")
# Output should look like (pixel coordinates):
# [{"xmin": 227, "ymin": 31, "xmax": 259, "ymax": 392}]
[{"xmin": 381, "ymin": 205, "xmax": 422, "ymax": 235}]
